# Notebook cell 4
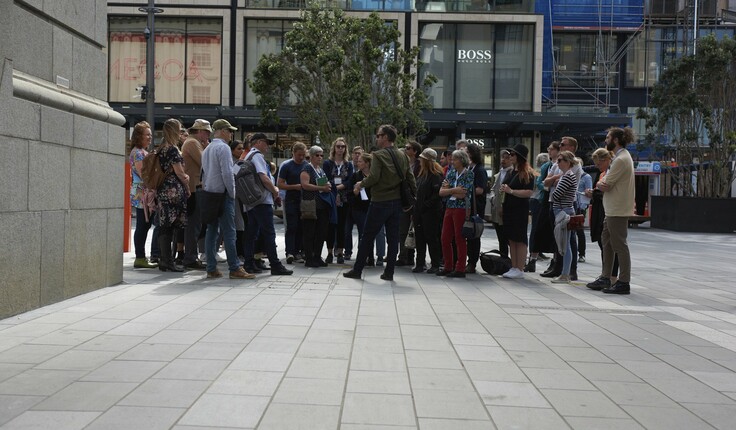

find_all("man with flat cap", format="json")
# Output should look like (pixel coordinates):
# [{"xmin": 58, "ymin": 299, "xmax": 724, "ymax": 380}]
[
  {"xmin": 181, "ymin": 119, "xmax": 211, "ymax": 270},
  {"xmin": 242, "ymin": 133, "xmax": 293, "ymax": 276},
  {"xmin": 201, "ymin": 119, "xmax": 255, "ymax": 279}
]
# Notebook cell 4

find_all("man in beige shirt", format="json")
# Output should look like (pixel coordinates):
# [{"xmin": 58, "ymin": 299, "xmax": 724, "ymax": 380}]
[
  {"xmin": 180, "ymin": 119, "xmax": 212, "ymax": 269},
  {"xmin": 587, "ymin": 126, "xmax": 636, "ymax": 295}
]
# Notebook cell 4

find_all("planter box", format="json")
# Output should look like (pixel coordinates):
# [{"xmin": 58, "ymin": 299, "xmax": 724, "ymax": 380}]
[{"xmin": 651, "ymin": 196, "xmax": 736, "ymax": 233}]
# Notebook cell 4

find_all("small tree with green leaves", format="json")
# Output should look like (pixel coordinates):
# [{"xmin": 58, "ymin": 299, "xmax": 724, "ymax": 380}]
[
  {"xmin": 639, "ymin": 34, "xmax": 736, "ymax": 197},
  {"xmin": 248, "ymin": 5, "xmax": 435, "ymax": 149}
]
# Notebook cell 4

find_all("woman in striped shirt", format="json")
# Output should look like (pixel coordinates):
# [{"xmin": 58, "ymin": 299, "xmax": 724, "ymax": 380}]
[{"xmin": 551, "ymin": 151, "xmax": 580, "ymax": 283}]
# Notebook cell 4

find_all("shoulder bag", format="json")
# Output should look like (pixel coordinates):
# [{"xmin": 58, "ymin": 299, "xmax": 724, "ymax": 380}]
[
  {"xmin": 386, "ymin": 147, "xmax": 416, "ymax": 211},
  {"xmin": 462, "ymin": 193, "xmax": 485, "ymax": 240}
]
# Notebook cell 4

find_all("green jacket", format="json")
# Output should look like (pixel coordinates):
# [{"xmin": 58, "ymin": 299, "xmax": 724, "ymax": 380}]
[{"xmin": 361, "ymin": 146, "xmax": 417, "ymax": 202}]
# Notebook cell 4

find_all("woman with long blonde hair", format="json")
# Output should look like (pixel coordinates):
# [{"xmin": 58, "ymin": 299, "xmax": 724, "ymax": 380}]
[{"xmin": 155, "ymin": 119, "xmax": 190, "ymax": 272}]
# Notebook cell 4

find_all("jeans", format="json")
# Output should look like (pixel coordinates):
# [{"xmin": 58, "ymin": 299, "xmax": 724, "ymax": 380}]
[
  {"xmin": 554, "ymin": 207, "xmax": 575, "ymax": 276},
  {"xmin": 575, "ymin": 207, "xmax": 587, "ymax": 257},
  {"xmin": 352, "ymin": 200, "xmax": 401, "ymax": 274},
  {"xmin": 182, "ymin": 191, "xmax": 202, "ymax": 265},
  {"xmin": 244, "ymin": 204, "xmax": 280, "ymax": 268},
  {"xmin": 284, "ymin": 200, "xmax": 302, "ymax": 257},
  {"xmin": 205, "ymin": 196, "xmax": 240, "ymax": 273},
  {"xmin": 134, "ymin": 207, "xmax": 154, "ymax": 258}
]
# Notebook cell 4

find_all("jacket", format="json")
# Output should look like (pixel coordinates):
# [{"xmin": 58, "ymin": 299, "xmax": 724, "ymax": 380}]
[
  {"xmin": 602, "ymin": 148, "xmax": 635, "ymax": 217},
  {"xmin": 361, "ymin": 146, "xmax": 416, "ymax": 202}
]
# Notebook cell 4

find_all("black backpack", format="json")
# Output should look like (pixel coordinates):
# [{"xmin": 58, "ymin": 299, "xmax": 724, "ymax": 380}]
[{"xmin": 480, "ymin": 250, "xmax": 512, "ymax": 276}]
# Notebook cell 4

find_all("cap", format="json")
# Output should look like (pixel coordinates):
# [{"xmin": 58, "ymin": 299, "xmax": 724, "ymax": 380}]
[
  {"xmin": 419, "ymin": 148, "xmax": 437, "ymax": 161},
  {"xmin": 212, "ymin": 119, "xmax": 237, "ymax": 131},
  {"xmin": 188, "ymin": 119, "xmax": 212, "ymax": 132},
  {"xmin": 250, "ymin": 132, "xmax": 274, "ymax": 145}
]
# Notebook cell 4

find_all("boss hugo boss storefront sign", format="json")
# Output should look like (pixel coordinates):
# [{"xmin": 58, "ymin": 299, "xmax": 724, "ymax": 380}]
[{"xmin": 420, "ymin": 23, "xmax": 534, "ymax": 111}]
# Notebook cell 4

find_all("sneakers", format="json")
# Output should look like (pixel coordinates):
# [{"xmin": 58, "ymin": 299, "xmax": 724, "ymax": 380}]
[
  {"xmin": 230, "ymin": 268, "xmax": 256, "ymax": 279},
  {"xmin": 198, "ymin": 253, "xmax": 206, "ymax": 262},
  {"xmin": 502, "ymin": 268, "xmax": 524, "ymax": 279},
  {"xmin": 216, "ymin": 251, "xmax": 227, "ymax": 262},
  {"xmin": 207, "ymin": 270, "xmax": 223, "ymax": 279},
  {"xmin": 134, "ymin": 257, "xmax": 158, "ymax": 269},
  {"xmin": 578, "ymin": 256, "xmax": 586, "ymax": 263},
  {"xmin": 586, "ymin": 277, "xmax": 611, "ymax": 291},
  {"xmin": 602, "ymin": 281, "xmax": 630, "ymax": 295},
  {"xmin": 293, "ymin": 254, "xmax": 305, "ymax": 263},
  {"xmin": 551, "ymin": 274, "xmax": 571, "ymax": 284},
  {"xmin": 286, "ymin": 254, "xmax": 295, "ymax": 264},
  {"xmin": 183, "ymin": 260, "xmax": 206, "ymax": 270},
  {"xmin": 376, "ymin": 257, "xmax": 384, "ymax": 267}
]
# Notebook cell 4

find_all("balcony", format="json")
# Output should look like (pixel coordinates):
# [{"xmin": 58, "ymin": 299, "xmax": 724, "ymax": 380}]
[{"xmin": 244, "ymin": 0, "xmax": 534, "ymax": 12}]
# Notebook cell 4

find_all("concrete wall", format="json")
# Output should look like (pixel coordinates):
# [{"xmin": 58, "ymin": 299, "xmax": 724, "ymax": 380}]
[{"xmin": 0, "ymin": 0, "xmax": 126, "ymax": 319}]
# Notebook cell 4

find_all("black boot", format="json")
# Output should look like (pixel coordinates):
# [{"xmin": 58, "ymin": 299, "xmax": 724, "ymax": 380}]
[
  {"xmin": 524, "ymin": 259, "xmax": 536, "ymax": 273},
  {"xmin": 158, "ymin": 232, "xmax": 183, "ymax": 272}
]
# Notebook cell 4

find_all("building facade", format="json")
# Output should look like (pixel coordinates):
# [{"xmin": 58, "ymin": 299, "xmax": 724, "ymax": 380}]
[
  {"xmin": 106, "ymin": 0, "xmax": 736, "ymax": 167},
  {"xmin": 0, "ymin": 0, "xmax": 126, "ymax": 318}
]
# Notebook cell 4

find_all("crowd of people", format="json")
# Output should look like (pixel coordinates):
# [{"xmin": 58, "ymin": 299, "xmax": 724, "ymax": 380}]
[{"xmin": 130, "ymin": 120, "xmax": 635, "ymax": 294}]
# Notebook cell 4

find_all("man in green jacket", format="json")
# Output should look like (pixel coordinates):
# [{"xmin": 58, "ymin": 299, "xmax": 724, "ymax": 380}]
[{"xmin": 344, "ymin": 124, "xmax": 417, "ymax": 281}]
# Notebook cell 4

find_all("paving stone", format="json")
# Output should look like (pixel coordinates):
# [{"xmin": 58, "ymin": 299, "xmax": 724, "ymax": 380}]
[
  {"xmin": 475, "ymin": 381, "xmax": 550, "ymax": 408},
  {"xmin": 259, "ymin": 403, "xmax": 340, "ymax": 430},
  {"xmin": 207, "ymin": 370, "xmax": 283, "ymax": 397},
  {"xmin": 84, "ymin": 406, "xmax": 184, "ymax": 430},
  {"xmin": 272, "ymin": 377, "xmax": 346, "ymax": 405},
  {"xmin": 348, "ymin": 370, "xmax": 412, "ymax": 395},
  {"xmin": 622, "ymin": 405, "xmax": 714, "ymax": 430},
  {"xmin": 32, "ymin": 382, "xmax": 136, "ymax": 411},
  {"xmin": 523, "ymin": 368, "xmax": 596, "ymax": 390},
  {"xmin": 487, "ymin": 406, "xmax": 569, "ymax": 430},
  {"xmin": 342, "ymin": 393, "xmax": 416, "ymax": 427},
  {"xmin": 418, "ymin": 418, "xmax": 496, "ymax": 430},
  {"xmin": 0, "ymin": 369, "xmax": 86, "ymax": 396},
  {"xmin": 541, "ymin": 389, "xmax": 628, "ymax": 418},
  {"xmin": 0, "ymin": 394, "xmax": 45, "ymax": 426},
  {"xmin": 408, "ymin": 368, "xmax": 475, "ymax": 391},
  {"xmin": 0, "ymin": 411, "xmax": 100, "ymax": 430},
  {"xmin": 564, "ymin": 416, "xmax": 644, "ymax": 430},
  {"xmin": 405, "ymin": 350, "xmax": 463, "ymax": 369},
  {"xmin": 413, "ymin": 389, "xmax": 489, "ymax": 420},
  {"xmin": 118, "ymin": 379, "xmax": 210, "ymax": 408},
  {"xmin": 179, "ymin": 394, "xmax": 270, "ymax": 428},
  {"xmin": 286, "ymin": 357, "xmax": 348, "ymax": 380},
  {"xmin": 81, "ymin": 360, "xmax": 166, "ymax": 383}
]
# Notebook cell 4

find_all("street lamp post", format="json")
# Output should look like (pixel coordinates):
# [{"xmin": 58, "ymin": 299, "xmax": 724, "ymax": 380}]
[{"xmin": 138, "ymin": 0, "xmax": 163, "ymax": 141}]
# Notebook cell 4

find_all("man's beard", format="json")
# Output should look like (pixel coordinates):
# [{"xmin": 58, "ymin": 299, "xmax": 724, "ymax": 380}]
[{"xmin": 606, "ymin": 141, "xmax": 616, "ymax": 151}]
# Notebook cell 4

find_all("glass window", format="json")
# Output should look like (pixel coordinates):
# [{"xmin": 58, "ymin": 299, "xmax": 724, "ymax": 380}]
[
  {"xmin": 419, "ymin": 22, "xmax": 534, "ymax": 110},
  {"xmin": 245, "ymin": 20, "xmax": 295, "ymax": 105},
  {"xmin": 109, "ymin": 17, "xmax": 222, "ymax": 104},
  {"xmin": 553, "ymin": 32, "xmax": 616, "ymax": 87}
]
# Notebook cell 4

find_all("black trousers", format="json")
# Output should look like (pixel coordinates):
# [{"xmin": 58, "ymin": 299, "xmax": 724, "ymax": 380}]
[
  {"xmin": 415, "ymin": 212, "xmax": 442, "ymax": 268},
  {"xmin": 302, "ymin": 207, "xmax": 330, "ymax": 262}
]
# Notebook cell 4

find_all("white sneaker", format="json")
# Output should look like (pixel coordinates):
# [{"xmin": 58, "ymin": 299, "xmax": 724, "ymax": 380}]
[
  {"xmin": 502, "ymin": 268, "xmax": 523, "ymax": 279},
  {"xmin": 217, "ymin": 251, "xmax": 227, "ymax": 262},
  {"xmin": 199, "ymin": 253, "xmax": 206, "ymax": 261},
  {"xmin": 552, "ymin": 275, "xmax": 571, "ymax": 284}
]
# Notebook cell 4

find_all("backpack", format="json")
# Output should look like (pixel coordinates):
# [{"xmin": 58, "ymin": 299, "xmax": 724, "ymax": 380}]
[
  {"xmin": 235, "ymin": 150, "xmax": 268, "ymax": 210},
  {"xmin": 140, "ymin": 148, "xmax": 170, "ymax": 190},
  {"xmin": 480, "ymin": 250, "xmax": 512, "ymax": 275}
]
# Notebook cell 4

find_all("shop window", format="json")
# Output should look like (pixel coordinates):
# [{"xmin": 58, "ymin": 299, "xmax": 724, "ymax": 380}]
[{"xmin": 109, "ymin": 17, "xmax": 222, "ymax": 104}]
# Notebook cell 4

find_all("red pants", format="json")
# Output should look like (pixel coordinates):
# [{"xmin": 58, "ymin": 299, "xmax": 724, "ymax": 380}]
[{"xmin": 441, "ymin": 208, "xmax": 467, "ymax": 273}]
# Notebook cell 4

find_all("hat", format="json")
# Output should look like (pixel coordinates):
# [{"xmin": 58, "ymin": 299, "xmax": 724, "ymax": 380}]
[
  {"xmin": 500, "ymin": 148, "xmax": 510, "ymax": 156},
  {"xmin": 212, "ymin": 119, "xmax": 237, "ymax": 131},
  {"xmin": 250, "ymin": 132, "xmax": 274, "ymax": 145},
  {"xmin": 505, "ymin": 144, "xmax": 528, "ymax": 162},
  {"xmin": 419, "ymin": 148, "xmax": 437, "ymax": 161},
  {"xmin": 188, "ymin": 119, "xmax": 212, "ymax": 132}
]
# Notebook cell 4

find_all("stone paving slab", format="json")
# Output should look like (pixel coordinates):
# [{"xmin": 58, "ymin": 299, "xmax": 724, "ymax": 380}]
[{"xmin": 1, "ymin": 225, "xmax": 735, "ymax": 429}]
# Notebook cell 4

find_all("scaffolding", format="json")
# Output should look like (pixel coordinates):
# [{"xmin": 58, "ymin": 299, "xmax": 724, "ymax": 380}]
[{"xmin": 541, "ymin": 0, "xmax": 645, "ymax": 113}]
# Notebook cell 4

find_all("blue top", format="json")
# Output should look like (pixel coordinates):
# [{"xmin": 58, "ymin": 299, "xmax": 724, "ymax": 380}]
[
  {"xmin": 444, "ymin": 167, "xmax": 475, "ymax": 209},
  {"xmin": 278, "ymin": 158, "xmax": 306, "ymax": 203}
]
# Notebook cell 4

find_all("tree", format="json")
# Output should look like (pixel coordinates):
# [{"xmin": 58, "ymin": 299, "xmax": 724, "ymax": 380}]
[
  {"xmin": 248, "ymin": 5, "xmax": 436, "ymax": 148},
  {"xmin": 639, "ymin": 34, "xmax": 736, "ymax": 198}
]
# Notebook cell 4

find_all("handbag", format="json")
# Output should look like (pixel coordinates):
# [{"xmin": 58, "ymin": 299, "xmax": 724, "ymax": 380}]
[
  {"xmin": 567, "ymin": 214, "xmax": 585, "ymax": 230},
  {"xmin": 300, "ymin": 198, "xmax": 317, "ymax": 220},
  {"xmin": 480, "ymin": 250, "xmax": 512, "ymax": 275},
  {"xmin": 386, "ymin": 147, "xmax": 416, "ymax": 211},
  {"xmin": 462, "ymin": 194, "xmax": 485, "ymax": 240},
  {"xmin": 198, "ymin": 190, "xmax": 227, "ymax": 224},
  {"xmin": 405, "ymin": 221, "xmax": 416, "ymax": 249}
]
